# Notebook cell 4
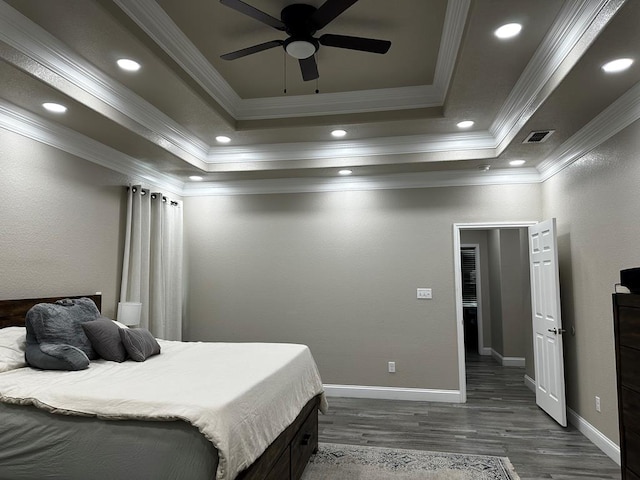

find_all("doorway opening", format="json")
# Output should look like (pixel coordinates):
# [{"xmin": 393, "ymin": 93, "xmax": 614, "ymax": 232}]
[{"xmin": 453, "ymin": 222, "xmax": 537, "ymax": 403}]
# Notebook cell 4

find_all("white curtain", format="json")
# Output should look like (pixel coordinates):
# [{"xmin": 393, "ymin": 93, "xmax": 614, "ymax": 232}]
[{"xmin": 120, "ymin": 186, "xmax": 183, "ymax": 340}]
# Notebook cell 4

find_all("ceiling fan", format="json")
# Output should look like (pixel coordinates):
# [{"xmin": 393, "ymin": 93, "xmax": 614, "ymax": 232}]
[{"xmin": 219, "ymin": 0, "xmax": 392, "ymax": 81}]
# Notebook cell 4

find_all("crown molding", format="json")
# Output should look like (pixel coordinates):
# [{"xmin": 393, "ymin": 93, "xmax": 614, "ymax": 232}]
[
  {"xmin": 182, "ymin": 168, "xmax": 541, "ymax": 197},
  {"xmin": 0, "ymin": 100, "xmax": 185, "ymax": 195},
  {"xmin": 113, "ymin": 0, "xmax": 240, "ymax": 115},
  {"xmin": 433, "ymin": 0, "xmax": 470, "ymax": 96},
  {"xmin": 234, "ymin": 85, "xmax": 443, "ymax": 120},
  {"xmin": 114, "ymin": 0, "xmax": 469, "ymax": 120},
  {"xmin": 0, "ymin": 0, "xmax": 210, "ymax": 164},
  {"xmin": 538, "ymin": 79, "xmax": 640, "ymax": 181},
  {"xmin": 206, "ymin": 131, "xmax": 497, "ymax": 165},
  {"xmin": 490, "ymin": 0, "xmax": 625, "ymax": 153}
]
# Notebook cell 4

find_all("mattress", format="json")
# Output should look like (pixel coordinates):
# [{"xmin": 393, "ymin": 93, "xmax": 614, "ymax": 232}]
[
  {"xmin": 0, "ymin": 401, "xmax": 218, "ymax": 480},
  {"xmin": 0, "ymin": 340, "xmax": 327, "ymax": 480}
]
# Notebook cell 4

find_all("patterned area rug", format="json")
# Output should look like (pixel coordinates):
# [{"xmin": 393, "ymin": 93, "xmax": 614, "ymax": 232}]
[{"xmin": 301, "ymin": 443, "xmax": 520, "ymax": 480}]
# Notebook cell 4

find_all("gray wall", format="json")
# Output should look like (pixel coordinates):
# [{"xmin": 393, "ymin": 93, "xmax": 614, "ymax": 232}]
[
  {"xmin": 184, "ymin": 185, "xmax": 541, "ymax": 390},
  {"xmin": 4, "ymin": 113, "xmax": 636, "ymax": 447},
  {"xmin": 541, "ymin": 118, "xmax": 640, "ymax": 443},
  {"xmin": 0, "ymin": 129, "xmax": 128, "ymax": 317}
]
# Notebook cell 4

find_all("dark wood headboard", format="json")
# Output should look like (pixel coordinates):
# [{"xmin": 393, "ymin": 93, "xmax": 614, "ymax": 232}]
[{"xmin": 0, "ymin": 294, "xmax": 102, "ymax": 328}]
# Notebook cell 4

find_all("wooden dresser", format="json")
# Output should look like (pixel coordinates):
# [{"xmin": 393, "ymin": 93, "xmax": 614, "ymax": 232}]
[{"xmin": 613, "ymin": 293, "xmax": 640, "ymax": 479}]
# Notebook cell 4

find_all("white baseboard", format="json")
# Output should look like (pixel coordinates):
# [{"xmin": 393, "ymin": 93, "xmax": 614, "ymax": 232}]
[
  {"xmin": 567, "ymin": 408, "xmax": 620, "ymax": 465},
  {"xmin": 480, "ymin": 347, "xmax": 492, "ymax": 356},
  {"xmin": 491, "ymin": 349, "xmax": 525, "ymax": 367},
  {"xmin": 323, "ymin": 384, "xmax": 463, "ymax": 403},
  {"xmin": 524, "ymin": 374, "xmax": 536, "ymax": 393}
]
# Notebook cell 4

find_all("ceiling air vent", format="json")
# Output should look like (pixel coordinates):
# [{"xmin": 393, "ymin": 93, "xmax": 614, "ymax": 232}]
[{"xmin": 523, "ymin": 130, "xmax": 554, "ymax": 144}]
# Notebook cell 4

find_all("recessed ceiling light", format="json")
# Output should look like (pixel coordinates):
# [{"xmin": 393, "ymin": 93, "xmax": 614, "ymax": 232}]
[
  {"xmin": 216, "ymin": 135, "xmax": 231, "ymax": 143},
  {"xmin": 509, "ymin": 160, "xmax": 526, "ymax": 166},
  {"xmin": 338, "ymin": 169, "xmax": 353, "ymax": 176},
  {"xmin": 331, "ymin": 129, "xmax": 347, "ymax": 138},
  {"xmin": 602, "ymin": 58, "xmax": 634, "ymax": 73},
  {"xmin": 117, "ymin": 58, "xmax": 141, "ymax": 71},
  {"xmin": 42, "ymin": 102, "xmax": 67, "ymax": 113},
  {"xmin": 495, "ymin": 23, "xmax": 522, "ymax": 39},
  {"xmin": 457, "ymin": 120, "xmax": 474, "ymax": 129},
  {"xmin": 189, "ymin": 175, "xmax": 203, "ymax": 181}
]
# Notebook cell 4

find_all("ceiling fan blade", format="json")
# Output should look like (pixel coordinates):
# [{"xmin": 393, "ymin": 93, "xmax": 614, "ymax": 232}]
[
  {"xmin": 311, "ymin": 0, "xmax": 359, "ymax": 30},
  {"xmin": 220, "ymin": 0, "xmax": 285, "ymax": 30},
  {"xmin": 221, "ymin": 40, "xmax": 283, "ymax": 60},
  {"xmin": 299, "ymin": 56, "xmax": 319, "ymax": 81},
  {"xmin": 319, "ymin": 34, "xmax": 391, "ymax": 54}
]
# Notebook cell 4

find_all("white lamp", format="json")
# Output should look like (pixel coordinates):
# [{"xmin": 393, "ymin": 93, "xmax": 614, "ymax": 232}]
[{"xmin": 117, "ymin": 302, "xmax": 142, "ymax": 327}]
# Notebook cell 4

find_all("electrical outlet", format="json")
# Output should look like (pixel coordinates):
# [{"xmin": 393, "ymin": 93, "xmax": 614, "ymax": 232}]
[
  {"xmin": 595, "ymin": 396, "xmax": 601, "ymax": 412},
  {"xmin": 388, "ymin": 361, "xmax": 396, "ymax": 373}
]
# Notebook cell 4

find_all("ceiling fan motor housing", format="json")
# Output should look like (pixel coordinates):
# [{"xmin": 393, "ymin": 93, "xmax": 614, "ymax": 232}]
[{"xmin": 282, "ymin": 4, "xmax": 320, "ymax": 58}]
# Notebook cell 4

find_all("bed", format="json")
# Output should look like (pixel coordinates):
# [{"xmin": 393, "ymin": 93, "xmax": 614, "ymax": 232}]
[{"xmin": 0, "ymin": 294, "xmax": 327, "ymax": 480}]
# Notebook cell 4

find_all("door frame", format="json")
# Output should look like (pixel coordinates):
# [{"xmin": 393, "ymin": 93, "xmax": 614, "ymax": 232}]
[{"xmin": 453, "ymin": 221, "xmax": 537, "ymax": 403}]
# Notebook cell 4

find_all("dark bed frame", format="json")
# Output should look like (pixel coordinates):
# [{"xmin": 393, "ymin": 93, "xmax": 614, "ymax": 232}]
[{"xmin": 0, "ymin": 294, "xmax": 319, "ymax": 480}]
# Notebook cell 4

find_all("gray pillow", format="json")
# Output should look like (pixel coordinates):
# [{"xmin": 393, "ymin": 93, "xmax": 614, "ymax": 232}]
[
  {"xmin": 27, "ymin": 343, "xmax": 90, "ymax": 371},
  {"xmin": 119, "ymin": 328, "xmax": 161, "ymax": 362},
  {"xmin": 82, "ymin": 317, "xmax": 127, "ymax": 362},
  {"xmin": 25, "ymin": 297, "xmax": 100, "ymax": 370}
]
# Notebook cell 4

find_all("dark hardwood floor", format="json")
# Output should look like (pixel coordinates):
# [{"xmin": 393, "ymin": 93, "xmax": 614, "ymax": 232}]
[{"xmin": 318, "ymin": 354, "xmax": 621, "ymax": 479}]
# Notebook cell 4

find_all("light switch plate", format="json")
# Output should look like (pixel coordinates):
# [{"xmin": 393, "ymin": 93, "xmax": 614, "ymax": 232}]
[{"xmin": 417, "ymin": 288, "xmax": 432, "ymax": 299}]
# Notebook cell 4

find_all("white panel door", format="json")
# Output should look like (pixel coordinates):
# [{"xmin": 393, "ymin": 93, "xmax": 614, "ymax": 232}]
[{"xmin": 529, "ymin": 218, "xmax": 567, "ymax": 427}]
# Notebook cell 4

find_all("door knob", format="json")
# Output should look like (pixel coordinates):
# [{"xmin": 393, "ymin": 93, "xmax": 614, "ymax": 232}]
[{"xmin": 547, "ymin": 328, "xmax": 566, "ymax": 335}]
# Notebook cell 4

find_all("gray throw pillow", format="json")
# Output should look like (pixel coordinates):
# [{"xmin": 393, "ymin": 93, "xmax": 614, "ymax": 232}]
[
  {"xmin": 82, "ymin": 317, "xmax": 128, "ymax": 362},
  {"xmin": 119, "ymin": 328, "xmax": 161, "ymax": 362},
  {"xmin": 27, "ymin": 343, "xmax": 90, "ymax": 370},
  {"xmin": 25, "ymin": 297, "xmax": 100, "ymax": 370}
]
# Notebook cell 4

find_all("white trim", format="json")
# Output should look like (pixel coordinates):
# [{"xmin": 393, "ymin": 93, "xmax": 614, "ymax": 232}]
[
  {"xmin": 182, "ymin": 168, "xmax": 541, "ymax": 196},
  {"xmin": 567, "ymin": 408, "xmax": 621, "ymax": 465},
  {"xmin": 0, "ymin": 100, "xmax": 185, "ymax": 195},
  {"xmin": 538, "ymin": 79, "xmax": 640, "ymax": 181},
  {"xmin": 0, "ymin": 1, "xmax": 210, "ymax": 166},
  {"xmin": 433, "ymin": 0, "xmax": 470, "ymax": 98},
  {"xmin": 323, "ymin": 384, "xmax": 463, "ymax": 403},
  {"xmin": 114, "ymin": 0, "xmax": 469, "ymax": 120},
  {"xmin": 480, "ymin": 347, "xmax": 492, "ymax": 356},
  {"xmin": 206, "ymin": 131, "xmax": 497, "ymax": 164},
  {"xmin": 524, "ymin": 374, "xmax": 536, "ymax": 393},
  {"xmin": 112, "ymin": 0, "xmax": 239, "ymax": 115},
  {"xmin": 491, "ymin": 349, "xmax": 525, "ymax": 367},
  {"xmin": 490, "ymin": 0, "xmax": 622, "ymax": 154}
]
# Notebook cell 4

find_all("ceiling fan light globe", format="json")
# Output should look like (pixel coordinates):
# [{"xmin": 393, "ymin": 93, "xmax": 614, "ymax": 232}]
[{"xmin": 286, "ymin": 40, "xmax": 316, "ymax": 59}]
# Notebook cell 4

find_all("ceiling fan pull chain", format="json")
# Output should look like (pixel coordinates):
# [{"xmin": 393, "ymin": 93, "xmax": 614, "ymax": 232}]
[
  {"xmin": 283, "ymin": 50, "xmax": 287, "ymax": 94},
  {"xmin": 315, "ymin": 57, "xmax": 319, "ymax": 94}
]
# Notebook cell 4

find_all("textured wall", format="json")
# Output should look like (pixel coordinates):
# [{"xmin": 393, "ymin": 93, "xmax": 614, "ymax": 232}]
[
  {"xmin": 542, "ymin": 118, "xmax": 640, "ymax": 443},
  {"xmin": 184, "ymin": 184, "xmax": 541, "ymax": 390},
  {"xmin": 0, "ymin": 129, "xmax": 128, "ymax": 317}
]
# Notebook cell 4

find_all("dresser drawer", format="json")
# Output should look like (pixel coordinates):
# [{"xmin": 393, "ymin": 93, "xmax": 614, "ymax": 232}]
[
  {"xmin": 618, "ymin": 306, "xmax": 640, "ymax": 349},
  {"xmin": 622, "ymin": 387, "xmax": 640, "ymax": 432},
  {"xmin": 291, "ymin": 408, "xmax": 318, "ymax": 480},
  {"xmin": 264, "ymin": 445, "xmax": 290, "ymax": 480},
  {"xmin": 621, "ymin": 346, "xmax": 640, "ymax": 392}
]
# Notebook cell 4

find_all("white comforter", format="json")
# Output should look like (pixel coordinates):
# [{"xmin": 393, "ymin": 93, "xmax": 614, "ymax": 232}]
[{"xmin": 0, "ymin": 340, "xmax": 328, "ymax": 480}]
